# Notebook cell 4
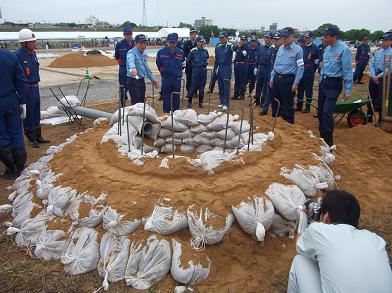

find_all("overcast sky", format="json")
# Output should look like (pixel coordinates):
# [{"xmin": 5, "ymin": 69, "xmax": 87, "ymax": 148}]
[{"xmin": 1, "ymin": 0, "xmax": 390, "ymax": 32}]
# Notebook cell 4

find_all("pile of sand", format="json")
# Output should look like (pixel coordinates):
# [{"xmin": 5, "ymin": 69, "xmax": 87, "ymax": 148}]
[{"xmin": 48, "ymin": 52, "xmax": 117, "ymax": 68}]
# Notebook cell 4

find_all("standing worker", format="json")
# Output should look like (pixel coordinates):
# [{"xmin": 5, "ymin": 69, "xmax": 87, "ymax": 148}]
[
  {"xmin": 0, "ymin": 48, "xmax": 27, "ymax": 179},
  {"xmin": 353, "ymin": 36, "xmax": 370, "ymax": 84},
  {"xmin": 318, "ymin": 25, "xmax": 353, "ymax": 146},
  {"xmin": 214, "ymin": 31, "xmax": 235, "ymax": 111},
  {"xmin": 296, "ymin": 31, "xmax": 320, "ymax": 113},
  {"xmin": 269, "ymin": 27, "xmax": 304, "ymax": 124},
  {"xmin": 254, "ymin": 32, "xmax": 274, "ymax": 106},
  {"xmin": 126, "ymin": 34, "xmax": 158, "ymax": 105},
  {"xmin": 156, "ymin": 33, "xmax": 185, "ymax": 113},
  {"xmin": 247, "ymin": 38, "xmax": 259, "ymax": 97},
  {"xmin": 369, "ymin": 31, "xmax": 392, "ymax": 127},
  {"xmin": 15, "ymin": 28, "xmax": 50, "ymax": 148},
  {"xmin": 115, "ymin": 27, "xmax": 135, "ymax": 107},
  {"xmin": 182, "ymin": 28, "xmax": 198, "ymax": 96},
  {"xmin": 233, "ymin": 36, "xmax": 249, "ymax": 100},
  {"xmin": 187, "ymin": 35, "xmax": 209, "ymax": 108}
]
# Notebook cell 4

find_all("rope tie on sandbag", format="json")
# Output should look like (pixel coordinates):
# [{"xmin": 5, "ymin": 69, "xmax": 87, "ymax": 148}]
[{"xmin": 190, "ymin": 234, "xmax": 206, "ymax": 251}]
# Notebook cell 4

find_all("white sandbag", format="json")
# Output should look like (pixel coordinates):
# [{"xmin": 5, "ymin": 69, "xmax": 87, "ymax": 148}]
[
  {"xmin": 191, "ymin": 124, "xmax": 208, "ymax": 134},
  {"xmin": 97, "ymin": 233, "xmax": 130, "ymax": 291},
  {"xmin": 11, "ymin": 201, "xmax": 35, "ymax": 229},
  {"xmin": 154, "ymin": 138, "xmax": 165, "ymax": 147},
  {"xmin": 61, "ymin": 227, "xmax": 100, "ymax": 275},
  {"xmin": 207, "ymin": 114, "xmax": 233, "ymax": 131},
  {"xmin": 161, "ymin": 144, "xmax": 176, "ymax": 153},
  {"xmin": 201, "ymin": 131, "xmax": 218, "ymax": 139},
  {"xmin": 198, "ymin": 150, "xmax": 233, "ymax": 171},
  {"xmin": 309, "ymin": 163, "xmax": 336, "ymax": 191},
  {"xmin": 232, "ymin": 197, "xmax": 274, "ymax": 241},
  {"xmin": 216, "ymin": 128, "xmax": 237, "ymax": 140},
  {"xmin": 146, "ymin": 123, "xmax": 161, "ymax": 140},
  {"xmin": 198, "ymin": 112, "xmax": 218, "ymax": 125},
  {"xmin": 196, "ymin": 145, "xmax": 213, "ymax": 153},
  {"xmin": 144, "ymin": 205, "xmax": 188, "ymax": 235},
  {"xmin": 174, "ymin": 109, "xmax": 199, "ymax": 126},
  {"xmin": 0, "ymin": 204, "xmax": 13, "ymax": 215},
  {"xmin": 210, "ymin": 137, "xmax": 226, "ymax": 147},
  {"xmin": 193, "ymin": 134, "xmax": 211, "ymax": 146},
  {"xmin": 36, "ymin": 169, "xmax": 60, "ymax": 200},
  {"xmin": 165, "ymin": 137, "xmax": 183, "ymax": 145},
  {"xmin": 181, "ymin": 144, "xmax": 195, "ymax": 153},
  {"xmin": 70, "ymin": 204, "xmax": 104, "ymax": 229},
  {"xmin": 58, "ymin": 95, "xmax": 81, "ymax": 108},
  {"xmin": 127, "ymin": 103, "xmax": 160, "ymax": 123},
  {"xmin": 183, "ymin": 137, "xmax": 194, "ymax": 145},
  {"xmin": 174, "ymin": 129, "xmax": 193, "ymax": 140},
  {"xmin": 103, "ymin": 207, "xmax": 141, "ymax": 236},
  {"xmin": 187, "ymin": 206, "xmax": 234, "ymax": 250},
  {"xmin": 171, "ymin": 239, "xmax": 210, "ymax": 287},
  {"xmin": 161, "ymin": 117, "xmax": 188, "ymax": 132},
  {"xmin": 270, "ymin": 214, "xmax": 297, "ymax": 238},
  {"xmin": 125, "ymin": 237, "xmax": 171, "ymax": 289},
  {"xmin": 34, "ymin": 229, "xmax": 67, "ymax": 260},
  {"xmin": 46, "ymin": 187, "xmax": 78, "ymax": 217},
  {"xmin": 159, "ymin": 128, "xmax": 172, "ymax": 138},
  {"xmin": 280, "ymin": 165, "xmax": 320, "ymax": 197},
  {"xmin": 229, "ymin": 120, "xmax": 251, "ymax": 134}
]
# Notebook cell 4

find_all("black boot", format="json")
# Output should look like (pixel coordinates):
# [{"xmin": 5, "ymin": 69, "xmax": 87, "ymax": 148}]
[
  {"xmin": 199, "ymin": 94, "xmax": 204, "ymax": 108},
  {"xmin": 13, "ymin": 148, "xmax": 27, "ymax": 177},
  {"xmin": 295, "ymin": 101, "xmax": 303, "ymax": 112},
  {"xmin": 238, "ymin": 93, "xmax": 245, "ymax": 100},
  {"xmin": 0, "ymin": 147, "xmax": 17, "ymax": 179},
  {"xmin": 254, "ymin": 97, "xmax": 261, "ymax": 106},
  {"xmin": 25, "ymin": 131, "xmax": 40, "ymax": 148},
  {"xmin": 37, "ymin": 127, "xmax": 50, "ymax": 144},
  {"xmin": 324, "ymin": 132, "xmax": 334, "ymax": 147},
  {"xmin": 302, "ymin": 104, "xmax": 311, "ymax": 113}
]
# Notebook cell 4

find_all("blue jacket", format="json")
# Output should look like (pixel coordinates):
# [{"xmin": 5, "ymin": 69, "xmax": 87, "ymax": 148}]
[
  {"xmin": 257, "ymin": 44, "xmax": 273, "ymax": 68},
  {"xmin": 320, "ymin": 41, "xmax": 353, "ymax": 95},
  {"xmin": 126, "ymin": 48, "xmax": 154, "ymax": 81},
  {"xmin": 182, "ymin": 38, "xmax": 197, "ymax": 58},
  {"xmin": 187, "ymin": 46, "xmax": 209, "ymax": 69},
  {"xmin": 370, "ymin": 47, "xmax": 392, "ymax": 78},
  {"xmin": 156, "ymin": 46, "xmax": 185, "ymax": 79},
  {"xmin": 14, "ymin": 47, "xmax": 40, "ymax": 84},
  {"xmin": 234, "ymin": 45, "xmax": 249, "ymax": 63},
  {"xmin": 355, "ymin": 43, "xmax": 370, "ymax": 62},
  {"xmin": 115, "ymin": 38, "xmax": 135, "ymax": 66},
  {"xmin": 248, "ymin": 46, "xmax": 259, "ymax": 65},
  {"xmin": 0, "ymin": 49, "xmax": 27, "ymax": 103},
  {"xmin": 301, "ymin": 43, "xmax": 320, "ymax": 72},
  {"xmin": 271, "ymin": 46, "xmax": 279, "ymax": 65},
  {"xmin": 214, "ymin": 43, "xmax": 235, "ymax": 69}
]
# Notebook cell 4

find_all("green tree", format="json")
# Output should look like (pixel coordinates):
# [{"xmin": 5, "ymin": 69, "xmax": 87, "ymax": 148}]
[
  {"xmin": 120, "ymin": 21, "xmax": 137, "ymax": 29},
  {"xmin": 197, "ymin": 25, "xmax": 219, "ymax": 42},
  {"xmin": 370, "ymin": 30, "xmax": 384, "ymax": 42},
  {"xmin": 315, "ymin": 23, "xmax": 341, "ymax": 37},
  {"xmin": 178, "ymin": 22, "xmax": 192, "ymax": 29}
]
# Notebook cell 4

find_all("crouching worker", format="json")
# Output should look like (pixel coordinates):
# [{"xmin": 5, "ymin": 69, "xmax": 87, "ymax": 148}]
[
  {"xmin": 288, "ymin": 190, "xmax": 392, "ymax": 293},
  {"xmin": 0, "ymin": 48, "xmax": 28, "ymax": 179},
  {"xmin": 187, "ymin": 35, "xmax": 209, "ymax": 109}
]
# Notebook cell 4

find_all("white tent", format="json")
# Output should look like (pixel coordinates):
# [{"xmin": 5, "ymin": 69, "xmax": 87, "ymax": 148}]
[{"xmin": 157, "ymin": 28, "xmax": 190, "ymax": 38}]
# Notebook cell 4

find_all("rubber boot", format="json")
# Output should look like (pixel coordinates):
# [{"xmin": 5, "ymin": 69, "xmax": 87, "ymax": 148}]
[
  {"xmin": 295, "ymin": 101, "xmax": 303, "ymax": 112},
  {"xmin": 13, "ymin": 148, "xmax": 27, "ymax": 177},
  {"xmin": 238, "ymin": 93, "xmax": 245, "ymax": 100},
  {"xmin": 232, "ymin": 92, "xmax": 239, "ymax": 100},
  {"xmin": 37, "ymin": 127, "xmax": 50, "ymax": 144},
  {"xmin": 302, "ymin": 104, "xmax": 311, "ymax": 113},
  {"xmin": 25, "ymin": 131, "xmax": 40, "ymax": 148},
  {"xmin": 320, "ymin": 132, "xmax": 326, "ymax": 142},
  {"xmin": 199, "ymin": 94, "xmax": 204, "ymax": 108},
  {"xmin": 187, "ymin": 95, "xmax": 193, "ymax": 109},
  {"xmin": 324, "ymin": 132, "xmax": 334, "ymax": 147},
  {"xmin": 0, "ymin": 147, "xmax": 17, "ymax": 179}
]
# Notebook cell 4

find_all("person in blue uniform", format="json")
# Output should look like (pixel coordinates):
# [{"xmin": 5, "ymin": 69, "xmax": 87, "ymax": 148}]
[
  {"xmin": 297, "ymin": 35, "xmax": 305, "ymax": 47},
  {"xmin": 115, "ymin": 27, "xmax": 135, "ymax": 107},
  {"xmin": 182, "ymin": 28, "xmax": 198, "ymax": 95},
  {"xmin": 186, "ymin": 35, "xmax": 209, "ymax": 108},
  {"xmin": 247, "ymin": 38, "xmax": 259, "ymax": 96},
  {"xmin": 369, "ymin": 31, "xmax": 392, "ymax": 126},
  {"xmin": 126, "ymin": 34, "xmax": 158, "ymax": 105},
  {"xmin": 233, "ymin": 36, "xmax": 249, "ymax": 100},
  {"xmin": 255, "ymin": 32, "xmax": 274, "ymax": 106},
  {"xmin": 0, "ymin": 48, "xmax": 27, "ymax": 179},
  {"xmin": 353, "ymin": 36, "xmax": 370, "ymax": 84},
  {"xmin": 318, "ymin": 25, "xmax": 353, "ymax": 146},
  {"xmin": 260, "ymin": 31, "xmax": 282, "ymax": 115},
  {"xmin": 296, "ymin": 31, "xmax": 320, "ymax": 113},
  {"xmin": 156, "ymin": 33, "xmax": 185, "ymax": 113},
  {"xmin": 214, "ymin": 32, "xmax": 235, "ymax": 110},
  {"xmin": 15, "ymin": 28, "xmax": 50, "ymax": 149},
  {"xmin": 269, "ymin": 27, "xmax": 304, "ymax": 124}
]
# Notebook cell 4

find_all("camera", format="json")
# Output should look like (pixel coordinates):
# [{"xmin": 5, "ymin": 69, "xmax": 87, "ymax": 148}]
[{"xmin": 305, "ymin": 198, "xmax": 323, "ymax": 223}]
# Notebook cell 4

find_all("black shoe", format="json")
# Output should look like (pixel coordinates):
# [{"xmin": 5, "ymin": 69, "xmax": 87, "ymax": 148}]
[
  {"xmin": 357, "ymin": 81, "xmax": 364, "ymax": 84},
  {"xmin": 25, "ymin": 131, "xmax": 40, "ymax": 148},
  {"xmin": 254, "ymin": 98, "xmax": 261, "ymax": 105},
  {"xmin": 259, "ymin": 111, "xmax": 268, "ymax": 116},
  {"xmin": 324, "ymin": 132, "xmax": 334, "ymax": 147},
  {"xmin": 0, "ymin": 147, "xmax": 17, "ymax": 179},
  {"xmin": 231, "ymin": 95, "xmax": 239, "ymax": 100},
  {"xmin": 187, "ymin": 101, "xmax": 192, "ymax": 109},
  {"xmin": 37, "ymin": 127, "xmax": 50, "ymax": 144},
  {"xmin": 13, "ymin": 148, "xmax": 26, "ymax": 176},
  {"xmin": 295, "ymin": 102, "xmax": 303, "ymax": 112},
  {"xmin": 238, "ymin": 94, "xmax": 245, "ymax": 100},
  {"xmin": 302, "ymin": 105, "xmax": 310, "ymax": 113}
]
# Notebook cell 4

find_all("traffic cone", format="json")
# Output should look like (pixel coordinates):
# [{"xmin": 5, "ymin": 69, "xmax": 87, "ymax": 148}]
[{"xmin": 85, "ymin": 67, "xmax": 91, "ymax": 79}]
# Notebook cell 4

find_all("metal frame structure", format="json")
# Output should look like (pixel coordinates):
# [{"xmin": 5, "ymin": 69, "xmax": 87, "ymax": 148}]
[{"xmin": 381, "ymin": 55, "xmax": 392, "ymax": 131}]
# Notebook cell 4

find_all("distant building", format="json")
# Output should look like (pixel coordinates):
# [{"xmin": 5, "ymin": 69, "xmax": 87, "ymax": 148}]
[
  {"xmin": 269, "ymin": 22, "xmax": 278, "ymax": 32},
  {"xmin": 85, "ymin": 16, "xmax": 99, "ymax": 26},
  {"xmin": 261, "ymin": 26, "xmax": 265, "ymax": 32},
  {"xmin": 96, "ymin": 21, "xmax": 111, "ymax": 29},
  {"xmin": 194, "ymin": 17, "xmax": 213, "ymax": 28},
  {"xmin": 0, "ymin": 5, "xmax": 4, "ymax": 24}
]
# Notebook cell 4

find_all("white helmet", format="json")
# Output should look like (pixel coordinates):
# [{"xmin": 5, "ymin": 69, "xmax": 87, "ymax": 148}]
[{"xmin": 19, "ymin": 28, "xmax": 37, "ymax": 43}]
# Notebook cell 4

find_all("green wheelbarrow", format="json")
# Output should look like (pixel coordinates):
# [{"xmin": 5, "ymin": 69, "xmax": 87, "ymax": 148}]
[{"xmin": 333, "ymin": 99, "xmax": 371, "ymax": 127}]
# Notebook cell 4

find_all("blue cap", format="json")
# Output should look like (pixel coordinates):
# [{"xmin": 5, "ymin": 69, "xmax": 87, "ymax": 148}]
[
  {"xmin": 264, "ymin": 31, "xmax": 274, "ymax": 38},
  {"xmin": 382, "ymin": 32, "xmax": 392, "ymax": 40},
  {"xmin": 167, "ymin": 33, "xmax": 178, "ymax": 42},
  {"xmin": 135, "ymin": 34, "xmax": 147, "ymax": 43},
  {"xmin": 323, "ymin": 25, "xmax": 340, "ymax": 36},
  {"xmin": 298, "ymin": 35, "xmax": 305, "ymax": 43},
  {"xmin": 273, "ymin": 31, "xmax": 281, "ymax": 39},
  {"xmin": 195, "ymin": 35, "xmax": 205, "ymax": 42},
  {"xmin": 123, "ymin": 27, "xmax": 133, "ymax": 35},
  {"xmin": 190, "ymin": 27, "xmax": 197, "ymax": 33},
  {"xmin": 280, "ymin": 27, "xmax": 295, "ymax": 37},
  {"xmin": 304, "ymin": 31, "xmax": 314, "ymax": 38},
  {"xmin": 219, "ymin": 31, "xmax": 228, "ymax": 38}
]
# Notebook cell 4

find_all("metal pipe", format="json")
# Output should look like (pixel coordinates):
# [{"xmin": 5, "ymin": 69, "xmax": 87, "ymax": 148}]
[
  {"xmin": 72, "ymin": 106, "xmax": 113, "ymax": 120},
  {"xmin": 272, "ymin": 98, "xmax": 281, "ymax": 132},
  {"xmin": 206, "ymin": 69, "xmax": 213, "ymax": 113},
  {"xmin": 126, "ymin": 114, "xmax": 131, "ymax": 153},
  {"xmin": 117, "ymin": 86, "xmax": 122, "ymax": 135},
  {"xmin": 170, "ymin": 91, "xmax": 182, "ymax": 158},
  {"xmin": 247, "ymin": 102, "xmax": 257, "ymax": 151}
]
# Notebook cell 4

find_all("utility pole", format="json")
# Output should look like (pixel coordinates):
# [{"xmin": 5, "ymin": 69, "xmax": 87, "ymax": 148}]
[{"xmin": 142, "ymin": 0, "xmax": 147, "ymax": 27}]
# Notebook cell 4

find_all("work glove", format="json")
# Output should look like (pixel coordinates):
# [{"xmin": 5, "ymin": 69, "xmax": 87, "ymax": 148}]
[
  {"xmin": 254, "ymin": 68, "xmax": 258, "ymax": 76},
  {"xmin": 20, "ymin": 104, "xmax": 26, "ymax": 119},
  {"xmin": 242, "ymin": 50, "xmax": 248, "ymax": 57}
]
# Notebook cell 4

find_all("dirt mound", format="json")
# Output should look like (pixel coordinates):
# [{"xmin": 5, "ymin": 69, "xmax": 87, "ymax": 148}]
[{"xmin": 48, "ymin": 52, "xmax": 117, "ymax": 68}]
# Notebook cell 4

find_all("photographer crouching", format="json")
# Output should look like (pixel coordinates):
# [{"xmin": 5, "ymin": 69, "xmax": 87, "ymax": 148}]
[{"xmin": 288, "ymin": 190, "xmax": 392, "ymax": 293}]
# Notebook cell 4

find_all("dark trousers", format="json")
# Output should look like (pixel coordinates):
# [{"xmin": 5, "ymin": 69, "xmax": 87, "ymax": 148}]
[
  {"xmin": 185, "ymin": 64, "xmax": 193, "ymax": 92},
  {"xmin": 247, "ymin": 64, "xmax": 257, "ymax": 94},
  {"xmin": 367, "ymin": 79, "xmax": 379, "ymax": 119},
  {"xmin": 24, "ymin": 87, "xmax": 41, "ymax": 132},
  {"xmin": 234, "ymin": 63, "xmax": 249, "ymax": 97},
  {"xmin": 209, "ymin": 69, "xmax": 218, "ymax": 92},
  {"xmin": 353, "ymin": 60, "xmax": 368, "ymax": 82},
  {"xmin": 0, "ymin": 94, "xmax": 25, "ymax": 149},
  {"xmin": 255, "ymin": 67, "xmax": 271, "ymax": 101},
  {"xmin": 318, "ymin": 77, "xmax": 343, "ymax": 133},
  {"xmin": 189, "ymin": 68, "xmax": 207, "ymax": 104},
  {"xmin": 217, "ymin": 66, "xmax": 232, "ymax": 107},
  {"xmin": 119, "ymin": 66, "xmax": 129, "ymax": 105},
  {"xmin": 271, "ymin": 75, "xmax": 296, "ymax": 124},
  {"xmin": 297, "ymin": 69, "xmax": 315, "ymax": 104},
  {"xmin": 162, "ymin": 77, "xmax": 181, "ymax": 113},
  {"xmin": 127, "ymin": 77, "xmax": 146, "ymax": 105}
]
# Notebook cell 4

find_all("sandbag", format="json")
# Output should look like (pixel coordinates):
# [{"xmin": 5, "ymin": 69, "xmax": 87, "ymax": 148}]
[
  {"xmin": 127, "ymin": 103, "xmax": 160, "ymax": 123},
  {"xmin": 196, "ymin": 145, "xmax": 213, "ymax": 153},
  {"xmin": 187, "ymin": 205, "xmax": 234, "ymax": 250},
  {"xmin": 46, "ymin": 187, "xmax": 78, "ymax": 217},
  {"xmin": 154, "ymin": 138, "xmax": 165, "ymax": 147},
  {"xmin": 229, "ymin": 120, "xmax": 250, "ymax": 134},
  {"xmin": 198, "ymin": 150, "xmax": 233, "ymax": 172},
  {"xmin": 207, "ymin": 114, "xmax": 233, "ymax": 131},
  {"xmin": 34, "ymin": 229, "xmax": 67, "ymax": 261},
  {"xmin": 181, "ymin": 144, "xmax": 195, "ymax": 153},
  {"xmin": 174, "ymin": 109, "xmax": 199, "ymax": 126},
  {"xmin": 216, "ymin": 128, "xmax": 237, "ymax": 140},
  {"xmin": 146, "ymin": 123, "xmax": 161, "ymax": 141},
  {"xmin": 125, "ymin": 236, "xmax": 171, "ymax": 289},
  {"xmin": 270, "ymin": 214, "xmax": 297, "ymax": 238},
  {"xmin": 191, "ymin": 124, "xmax": 208, "ymax": 134},
  {"xmin": 61, "ymin": 227, "xmax": 100, "ymax": 275},
  {"xmin": 103, "ymin": 207, "xmax": 141, "ymax": 236},
  {"xmin": 193, "ymin": 134, "xmax": 211, "ymax": 146},
  {"xmin": 280, "ymin": 165, "xmax": 320, "ymax": 197},
  {"xmin": 159, "ymin": 128, "xmax": 172, "ymax": 138},
  {"xmin": 70, "ymin": 203, "xmax": 105, "ymax": 229},
  {"xmin": 174, "ymin": 129, "xmax": 193, "ymax": 140},
  {"xmin": 58, "ymin": 95, "xmax": 81, "ymax": 108},
  {"xmin": 165, "ymin": 137, "xmax": 183, "ymax": 145},
  {"xmin": 97, "ymin": 233, "xmax": 130, "ymax": 291},
  {"xmin": 183, "ymin": 137, "xmax": 194, "ymax": 145},
  {"xmin": 309, "ymin": 163, "xmax": 336, "ymax": 191},
  {"xmin": 232, "ymin": 197, "xmax": 274, "ymax": 241},
  {"xmin": 198, "ymin": 112, "xmax": 218, "ymax": 125},
  {"xmin": 144, "ymin": 205, "xmax": 188, "ymax": 235},
  {"xmin": 201, "ymin": 131, "xmax": 218, "ymax": 139},
  {"xmin": 171, "ymin": 239, "xmax": 210, "ymax": 287},
  {"xmin": 161, "ymin": 117, "xmax": 188, "ymax": 132},
  {"xmin": 161, "ymin": 144, "xmax": 176, "ymax": 153}
]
